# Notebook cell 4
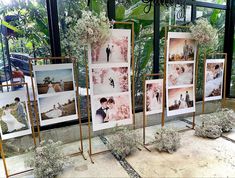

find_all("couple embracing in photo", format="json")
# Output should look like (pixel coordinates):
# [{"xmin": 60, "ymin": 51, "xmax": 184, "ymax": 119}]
[{"xmin": 95, "ymin": 97, "xmax": 116, "ymax": 123}]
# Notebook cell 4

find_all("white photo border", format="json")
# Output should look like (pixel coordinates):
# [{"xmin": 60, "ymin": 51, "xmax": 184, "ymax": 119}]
[
  {"xmin": 33, "ymin": 63, "xmax": 78, "ymax": 126},
  {"xmin": 145, "ymin": 79, "xmax": 163, "ymax": 115},
  {"xmin": 204, "ymin": 59, "xmax": 225, "ymax": 102},
  {"xmin": 166, "ymin": 32, "xmax": 197, "ymax": 117},
  {"xmin": 0, "ymin": 90, "xmax": 32, "ymax": 140}
]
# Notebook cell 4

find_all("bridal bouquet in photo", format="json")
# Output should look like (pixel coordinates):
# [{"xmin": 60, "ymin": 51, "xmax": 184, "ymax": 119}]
[
  {"xmin": 190, "ymin": 18, "xmax": 218, "ymax": 50},
  {"xmin": 64, "ymin": 10, "xmax": 111, "ymax": 46}
]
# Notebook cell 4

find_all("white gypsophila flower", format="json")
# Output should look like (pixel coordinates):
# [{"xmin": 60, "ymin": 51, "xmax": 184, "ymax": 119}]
[{"xmin": 190, "ymin": 18, "xmax": 218, "ymax": 50}]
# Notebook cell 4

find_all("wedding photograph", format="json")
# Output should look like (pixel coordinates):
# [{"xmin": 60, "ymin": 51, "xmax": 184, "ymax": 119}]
[
  {"xmin": 205, "ymin": 59, "xmax": 224, "ymax": 101},
  {"xmin": 145, "ymin": 79, "xmax": 163, "ymax": 115},
  {"xmin": 0, "ymin": 90, "xmax": 31, "ymax": 140},
  {"xmin": 34, "ymin": 63, "xmax": 74, "ymax": 95},
  {"xmin": 92, "ymin": 93, "xmax": 132, "ymax": 131},
  {"xmin": 91, "ymin": 67, "xmax": 129, "ymax": 95},
  {"xmin": 168, "ymin": 63, "xmax": 194, "ymax": 87},
  {"xmin": 167, "ymin": 32, "xmax": 196, "ymax": 62},
  {"xmin": 167, "ymin": 87, "xmax": 195, "ymax": 116},
  {"xmin": 38, "ymin": 92, "xmax": 77, "ymax": 126},
  {"xmin": 91, "ymin": 29, "xmax": 131, "ymax": 64}
]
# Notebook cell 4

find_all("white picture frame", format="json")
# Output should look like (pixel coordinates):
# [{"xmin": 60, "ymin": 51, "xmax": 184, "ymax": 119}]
[
  {"xmin": 33, "ymin": 63, "xmax": 78, "ymax": 126},
  {"xmin": 88, "ymin": 29, "xmax": 133, "ymax": 131},
  {"xmin": 204, "ymin": 59, "xmax": 225, "ymax": 102},
  {"xmin": 145, "ymin": 79, "xmax": 163, "ymax": 115},
  {"xmin": 0, "ymin": 90, "xmax": 32, "ymax": 140},
  {"xmin": 166, "ymin": 32, "xmax": 197, "ymax": 117}
]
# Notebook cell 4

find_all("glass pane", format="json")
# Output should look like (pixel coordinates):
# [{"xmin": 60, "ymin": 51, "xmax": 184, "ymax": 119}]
[
  {"xmin": 196, "ymin": 0, "xmax": 226, "ymax": 5},
  {"xmin": 58, "ymin": 0, "xmax": 108, "ymax": 118},
  {"xmin": 116, "ymin": 0, "xmax": 154, "ymax": 109},
  {"xmin": 196, "ymin": 7, "xmax": 226, "ymax": 99},
  {"xmin": 230, "ymin": 27, "xmax": 235, "ymax": 96},
  {"xmin": 0, "ymin": 0, "xmax": 50, "ymax": 86}
]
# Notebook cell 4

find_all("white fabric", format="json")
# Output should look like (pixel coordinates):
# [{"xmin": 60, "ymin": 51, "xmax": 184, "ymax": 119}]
[{"xmin": 1, "ymin": 109, "xmax": 25, "ymax": 132}]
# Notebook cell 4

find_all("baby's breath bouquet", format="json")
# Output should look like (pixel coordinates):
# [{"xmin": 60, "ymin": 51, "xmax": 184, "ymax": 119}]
[
  {"xmin": 108, "ymin": 126, "xmax": 140, "ymax": 160},
  {"xmin": 26, "ymin": 140, "xmax": 70, "ymax": 178},
  {"xmin": 190, "ymin": 18, "xmax": 218, "ymax": 50},
  {"xmin": 154, "ymin": 127, "xmax": 181, "ymax": 153},
  {"xmin": 64, "ymin": 10, "xmax": 111, "ymax": 46}
]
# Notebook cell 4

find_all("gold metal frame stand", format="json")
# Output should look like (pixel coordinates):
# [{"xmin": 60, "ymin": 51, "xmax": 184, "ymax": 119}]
[
  {"xmin": 85, "ymin": 21, "xmax": 136, "ymax": 163},
  {"xmin": 202, "ymin": 53, "xmax": 227, "ymax": 113},
  {"xmin": 142, "ymin": 73, "xmax": 165, "ymax": 152},
  {"xmin": 0, "ymin": 83, "xmax": 36, "ymax": 178},
  {"xmin": 163, "ymin": 25, "xmax": 199, "ymax": 131},
  {"xmin": 29, "ymin": 57, "xmax": 86, "ymax": 160}
]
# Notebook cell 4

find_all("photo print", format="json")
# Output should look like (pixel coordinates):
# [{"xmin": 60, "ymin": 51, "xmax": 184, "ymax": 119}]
[
  {"xmin": 145, "ymin": 79, "xmax": 163, "ymax": 115},
  {"xmin": 166, "ymin": 32, "xmax": 197, "ymax": 117},
  {"xmin": 168, "ymin": 32, "xmax": 196, "ymax": 62},
  {"xmin": 34, "ymin": 63, "xmax": 75, "ymax": 95},
  {"xmin": 91, "ymin": 67, "xmax": 129, "ymax": 95},
  {"xmin": 168, "ymin": 63, "xmax": 194, "ymax": 87},
  {"xmin": 92, "ymin": 93, "xmax": 132, "ymax": 131},
  {"xmin": 0, "ymin": 90, "xmax": 32, "ymax": 140},
  {"xmin": 204, "ymin": 59, "xmax": 225, "ymax": 101},
  {"xmin": 91, "ymin": 29, "xmax": 131, "ymax": 64},
  {"xmin": 38, "ymin": 91, "xmax": 77, "ymax": 126},
  {"xmin": 167, "ymin": 87, "xmax": 195, "ymax": 116}
]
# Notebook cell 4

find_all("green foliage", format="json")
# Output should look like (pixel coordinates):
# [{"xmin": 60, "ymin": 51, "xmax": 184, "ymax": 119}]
[{"xmin": 0, "ymin": 0, "xmax": 50, "ymax": 57}]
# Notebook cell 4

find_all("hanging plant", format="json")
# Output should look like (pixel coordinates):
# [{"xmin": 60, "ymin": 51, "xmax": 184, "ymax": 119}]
[{"xmin": 190, "ymin": 18, "xmax": 218, "ymax": 50}]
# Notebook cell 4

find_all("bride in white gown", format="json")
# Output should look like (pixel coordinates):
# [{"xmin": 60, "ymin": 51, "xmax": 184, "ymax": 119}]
[
  {"xmin": 205, "ymin": 71, "xmax": 222, "ymax": 97},
  {"xmin": 1, "ymin": 105, "xmax": 25, "ymax": 132},
  {"xmin": 47, "ymin": 82, "xmax": 56, "ymax": 94},
  {"xmin": 179, "ymin": 95, "xmax": 188, "ymax": 109},
  {"xmin": 104, "ymin": 98, "xmax": 117, "ymax": 122},
  {"xmin": 45, "ymin": 105, "xmax": 62, "ymax": 118}
]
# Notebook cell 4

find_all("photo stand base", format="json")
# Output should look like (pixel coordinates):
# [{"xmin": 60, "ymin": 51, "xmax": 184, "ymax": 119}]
[{"xmin": 29, "ymin": 57, "xmax": 86, "ymax": 162}]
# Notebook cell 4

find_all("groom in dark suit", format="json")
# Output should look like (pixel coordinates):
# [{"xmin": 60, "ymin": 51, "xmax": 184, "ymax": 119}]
[
  {"xmin": 96, "ymin": 98, "xmax": 109, "ymax": 123},
  {"xmin": 106, "ymin": 45, "xmax": 111, "ymax": 62},
  {"xmin": 14, "ymin": 97, "xmax": 26, "ymax": 120}
]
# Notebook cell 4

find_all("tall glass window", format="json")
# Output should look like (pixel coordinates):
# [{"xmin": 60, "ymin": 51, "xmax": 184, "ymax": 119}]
[{"xmin": 116, "ymin": 0, "xmax": 154, "ymax": 109}]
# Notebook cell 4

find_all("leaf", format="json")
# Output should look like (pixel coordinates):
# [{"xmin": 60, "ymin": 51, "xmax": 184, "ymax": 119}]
[
  {"xmin": 141, "ymin": 38, "xmax": 153, "ymax": 69},
  {"xmin": 116, "ymin": 4, "xmax": 125, "ymax": 20},
  {"xmin": 1, "ymin": 20, "xmax": 23, "ymax": 34},
  {"xmin": 92, "ymin": 0, "xmax": 102, "ymax": 14}
]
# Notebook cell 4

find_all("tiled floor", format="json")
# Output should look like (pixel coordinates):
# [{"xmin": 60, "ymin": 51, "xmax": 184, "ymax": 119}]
[{"xmin": 0, "ymin": 119, "xmax": 235, "ymax": 178}]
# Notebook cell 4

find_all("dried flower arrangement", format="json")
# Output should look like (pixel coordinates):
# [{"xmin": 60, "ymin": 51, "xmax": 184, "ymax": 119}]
[
  {"xmin": 108, "ymin": 126, "xmax": 140, "ymax": 160},
  {"xmin": 154, "ymin": 127, "xmax": 181, "ymax": 153},
  {"xmin": 195, "ymin": 108, "xmax": 235, "ymax": 139},
  {"xmin": 62, "ymin": 10, "xmax": 111, "ymax": 48},
  {"xmin": 25, "ymin": 140, "xmax": 71, "ymax": 178},
  {"xmin": 190, "ymin": 18, "xmax": 218, "ymax": 50}
]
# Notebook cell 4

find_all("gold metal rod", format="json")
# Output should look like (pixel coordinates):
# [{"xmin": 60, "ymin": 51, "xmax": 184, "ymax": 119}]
[
  {"xmin": 84, "ymin": 48, "xmax": 93, "ymax": 157},
  {"xmin": 73, "ymin": 58, "xmax": 85, "ymax": 156},
  {"xmin": 28, "ymin": 59, "xmax": 41, "ymax": 142},
  {"xmin": 0, "ymin": 139, "xmax": 9, "ymax": 178},
  {"xmin": 142, "ymin": 75, "xmax": 146, "ymax": 145},
  {"xmin": 202, "ymin": 51, "xmax": 207, "ymax": 114}
]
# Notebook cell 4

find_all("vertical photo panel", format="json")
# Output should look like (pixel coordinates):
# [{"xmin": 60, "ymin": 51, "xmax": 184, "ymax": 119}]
[
  {"xmin": 145, "ymin": 79, "xmax": 163, "ymax": 115},
  {"xmin": 204, "ymin": 59, "xmax": 225, "ymax": 101},
  {"xmin": 0, "ymin": 90, "xmax": 32, "ymax": 140}
]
